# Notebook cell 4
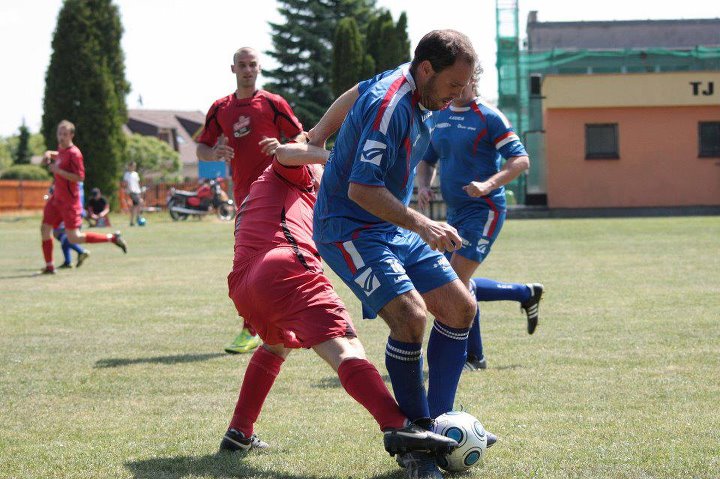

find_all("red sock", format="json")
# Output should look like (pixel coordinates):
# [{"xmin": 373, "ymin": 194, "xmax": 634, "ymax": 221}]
[
  {"xmin": 229, "ymin": 346, "xmax": 284, "ymax": 436},
  {"xmin": 42, "ymin": 239, "xmax": 53, "ymax": 266},
  {"xmin": 84, "ymin": 232, "xmax": 112, "ymax": 243},
  {"xmin": 338, "ymin": 358, "xmax": 407, "ymax": 431}
]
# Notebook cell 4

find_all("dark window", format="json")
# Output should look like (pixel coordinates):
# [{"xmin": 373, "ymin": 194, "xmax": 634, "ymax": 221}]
[
  {"xmin": 585, "ymin": 124, "xmax": 619, "ymax": 159},
  {"xmin": 699, "ymin": 122, "xmax": 720, "ymax": 158}
]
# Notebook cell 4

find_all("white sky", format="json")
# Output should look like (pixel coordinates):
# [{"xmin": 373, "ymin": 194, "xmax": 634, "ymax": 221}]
[{"xmin": 0, "ymin": 0, "xmax": 717, "ymax": 137}]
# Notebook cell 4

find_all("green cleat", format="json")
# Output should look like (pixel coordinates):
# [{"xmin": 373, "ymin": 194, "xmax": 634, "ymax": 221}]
[{"xmin": 224, "ymin": 329, "xmax": 262, "ymax": 354}]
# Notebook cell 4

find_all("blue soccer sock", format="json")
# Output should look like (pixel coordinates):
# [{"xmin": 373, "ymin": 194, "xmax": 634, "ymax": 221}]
[
  {"xmin": 472, "ymin": 277, "xmax": 531, "ymax": 303},
  {"xmin": 466, "ymin": 281, "xmax": 484, "ymax": 359},
  {"xmin": 59, "ymin": 232, "xmax": 85, "ymax": 261},
  {"xmin": 385, "ymin": 337, "xmax": 429, "ymax": 422},
  {"xmin": 427, "ymin": 321, "xmax": 469, "ymax": 418}
]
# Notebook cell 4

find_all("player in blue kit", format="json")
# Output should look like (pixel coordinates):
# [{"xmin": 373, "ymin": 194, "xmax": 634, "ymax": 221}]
[
  {"xmin": 417, "ymin": 78, "xmax": 544, "ymax": 370},
  {"xmin": 310, "ymin": 30, "xmax": 494, "ymax": 479}
]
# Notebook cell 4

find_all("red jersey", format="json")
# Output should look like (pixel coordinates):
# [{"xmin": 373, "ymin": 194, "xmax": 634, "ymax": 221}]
[
  {"xmin": 232, "ymin": 158, "xmax": 319, "ymax": 267},
  {"xmin": 52, "ymin": 145, "xmax": 84, "ymax": 206},
  {"xmin": 198, "ymin": 90, "xmax": 303, "ymax": 202}
]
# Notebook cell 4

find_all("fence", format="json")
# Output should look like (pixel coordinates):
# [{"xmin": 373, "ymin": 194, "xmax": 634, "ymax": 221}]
[{"xmin": 0, "ymin": 180, "xmax": 52, "ymax": 212}]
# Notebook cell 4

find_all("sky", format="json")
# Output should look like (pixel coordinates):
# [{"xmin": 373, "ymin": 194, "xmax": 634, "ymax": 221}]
[{"xmin": 0, "ymin": 0, "xmax": 717, "ymax": 137}]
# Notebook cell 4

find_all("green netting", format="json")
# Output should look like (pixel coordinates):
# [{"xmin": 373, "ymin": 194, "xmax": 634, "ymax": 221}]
[{"xmin": 496, "ymin": 40, "xmax": 720, "ymax": 201}]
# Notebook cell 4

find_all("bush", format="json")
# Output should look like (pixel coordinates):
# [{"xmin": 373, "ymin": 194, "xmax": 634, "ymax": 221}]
[{"xmin": 0, "ymin": 164, "xmax": 52, "ymax": 180}]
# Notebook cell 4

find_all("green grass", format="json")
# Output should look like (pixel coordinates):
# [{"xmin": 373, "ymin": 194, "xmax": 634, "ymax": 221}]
[{"xmin": 1, "ymin": 214, "xmax": 719, "ymax": 479}]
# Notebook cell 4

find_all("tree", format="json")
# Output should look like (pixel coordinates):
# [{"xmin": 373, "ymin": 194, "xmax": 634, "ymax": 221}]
[
  {"xmin": 125, "ymin": 134, "xmax": 181, "ymax": 182},
  {"xmin": 13, "ymin": 121, "xmax": 32, "ymax": 165},
  {"xmin": 365, "ymin": 10, "xmax": 411, "ymax": 74},
  {"xmin": 332, "ymin": 18, "xmax": 366, "ymax": 97},
  {"xmin": 42, "ymin": 0, "xmax": 129, "ymax": 205},
  {"xmin": 264, "ymin": 0, "xmax": 377, "ymax": 127}
]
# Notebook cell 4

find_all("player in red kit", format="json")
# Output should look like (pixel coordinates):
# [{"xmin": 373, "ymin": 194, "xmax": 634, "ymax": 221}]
[
  {"xmin": 197, "ymin": 46, "xmax": 305, "ymax": 354},
  {"xmin": 219, "ymin": 142, "xmax": 458, "ymax": 459},
  {"xmin": 39, "ymin": 120, "xmax": 127, "ymax": 274}
]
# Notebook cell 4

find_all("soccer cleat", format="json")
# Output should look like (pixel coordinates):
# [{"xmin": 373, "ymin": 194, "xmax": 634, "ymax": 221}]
[
  {"xmin": 219, "ymin": 428, "xmax": 269, "ymax": 452},
  {"xmin": 384, "ymin": 423, "xmax": 458, "ymax": 456},
  {"xmin": 395, "ymin": 451, "xmax": 444, "ymax": 479},
  {"xmin": 112, "ymin": 232, "xmax": 127, "ymax": 254},
  {"xmin": 521, "ymin": 283, "xmax": 544, "ymax": 335},
  {"xmin": 76, "ymin": 251, "xmax": 90, "ymax": 268},
  {"xmin": 486, "ymin": 431, "xmax": 497, "ymax": 448},
  {"xmin": 40, "ymin": 266, "xmax": 56, "ymax": 275},
  {"xmin": 463, "ymin": 354, "xmax": 487, "ymax": 371},
  {"xmin": 224, "ymin": 329, "xmax": 262, "ymax": 354},
  {"xmin": 58, "ymin": 262, "xmax": 73, "ymax": 269}
]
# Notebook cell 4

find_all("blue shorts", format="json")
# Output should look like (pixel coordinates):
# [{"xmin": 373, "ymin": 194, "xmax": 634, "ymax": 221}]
[
  {"xmin": 317, "ymin": 229, "xmax": 458, "ymax": 318},
  {"xmin": 449, "ymin": 209, "xmax": 506, "ymax": 264}
]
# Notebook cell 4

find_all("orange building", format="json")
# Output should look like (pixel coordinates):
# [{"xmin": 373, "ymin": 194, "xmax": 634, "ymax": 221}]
[{"xmin": 543, "ymin": 72, "xmax": 720, "ymax": 208}]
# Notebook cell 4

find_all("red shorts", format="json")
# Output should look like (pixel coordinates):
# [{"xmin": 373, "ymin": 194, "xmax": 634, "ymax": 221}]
[
  {"xmin": 228, "ymin": 247, "xmax": 356, "ymax": 349},
  {"xmin": 43, "ymin": 198, "xmax": 82, "ymax": 229}
]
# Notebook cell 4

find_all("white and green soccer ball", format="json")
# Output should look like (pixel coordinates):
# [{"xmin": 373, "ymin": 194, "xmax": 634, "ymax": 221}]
[{"xmin": 433, "ymin": 411, "xmax": 488, "ymax": 472}]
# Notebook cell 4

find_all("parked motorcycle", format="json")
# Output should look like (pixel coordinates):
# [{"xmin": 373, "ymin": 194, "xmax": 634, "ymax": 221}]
[{"xmin": 167, "ymin": 178, "xmax": 236, "ymax": 221}]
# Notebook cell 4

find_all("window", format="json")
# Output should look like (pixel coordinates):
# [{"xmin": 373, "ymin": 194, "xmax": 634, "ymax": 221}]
[
  {"xmin": 585, "ymin": 124, "xmax": 619, "ymax": 159},
  {"xmin": 699, "ymin": 122, "xmax": 720, "ymax": 158}
]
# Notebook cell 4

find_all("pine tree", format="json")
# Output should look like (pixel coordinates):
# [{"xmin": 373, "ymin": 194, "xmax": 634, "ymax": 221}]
[
  {"xmin": 332, "ymin": 18, "xmax": 365, "ymax": 97},
  {"xmin": 41, "ymin": 0, "xmax": 129, "ymax": 204},
  {"xmin": 264, "ymin": 0, "xmax": 376, "ymax": 127},
  {"xmin": 365, "ymin": 9, "xmax": 411, "ymax": 74},
  {"xmin": 13, "ymin": 121, "xmax": 32, "ymax": 165}
]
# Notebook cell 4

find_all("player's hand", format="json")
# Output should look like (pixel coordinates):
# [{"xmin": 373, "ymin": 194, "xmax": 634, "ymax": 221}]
[
  {"xmin": 259, "ymin": 136, "xmax": 280, "ymax": 156},
  {"xmin": 417, "ymin": 218, "xmax": 462, "ymax": 253},
  {"xmin": 306, "ymin": 128, "xmax": 326, "ymax": 149},
  {"xmin": 41, "ymin": 150, "xmax": 56, "ymax": 166},
  {"xmin": 463, "ymin": 181, "xmax": 494, "ymax": 198},
  {"xmin": 417, "ymin": 186, "xmax": 434, "ymax": 211},
  {"xmin": 213, "ymin": 136, "xmax": 234, "ymax": 162},
  {"xmin": 48, "ymin": 162, "xmax": 59, "ymax": 174}
]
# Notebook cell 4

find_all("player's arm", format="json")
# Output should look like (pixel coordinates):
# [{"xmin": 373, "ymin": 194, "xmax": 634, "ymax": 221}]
[
  {"xmin": 463, "ymin": 155, "xmax": 529, "ymax": 198},
  {"xmin": 48, "ymin": 162, "xmax": 83, "ymax": 182},
  {"xmin": 99, "ymin": 200, "xmax": 110, "ymax": 218},
  {"xmin": 348, "ymin": 183, "xmax": 461, "ymax": 253},
  {"xmin": 197, "ymin": 136, "xmax": 233, "ymax": 162},
  {"xmin": 275, "ymin": 143, "xmax": 329, "ymax": 166},
  {"xmin": 416, "ymin": 160, "xmax": 437, "ymax": 211},
  {"xmin": 308, "ymin": 85, "xmax": 360, "ymax": 147}
]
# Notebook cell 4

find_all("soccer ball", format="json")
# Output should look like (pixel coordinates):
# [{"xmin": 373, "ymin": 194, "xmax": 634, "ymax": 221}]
[
  {"xmin": 433, "ymin": 411, "xmax": 488, "ymax": 472},
  {"xmin": 137, "ymin": 216, "xmax": 147, "ymax": 226}
]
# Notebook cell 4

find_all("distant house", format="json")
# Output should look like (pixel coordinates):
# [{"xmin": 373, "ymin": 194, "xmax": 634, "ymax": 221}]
[{"xmin": 124, "ymin": 109, "xmax": 205, "ymax": 179}]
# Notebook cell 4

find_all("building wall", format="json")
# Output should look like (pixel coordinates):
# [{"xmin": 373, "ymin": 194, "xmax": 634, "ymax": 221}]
[{"xmin": 543, "ymin": 73, "xmax": 720, "ymax": 208}]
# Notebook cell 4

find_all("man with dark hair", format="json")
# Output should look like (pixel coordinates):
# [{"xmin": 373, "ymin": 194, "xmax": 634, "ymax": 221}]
[
  {"xmin": 309, "ymin": 30, "xmax": 493, "ymax": 478},
  {"xmin": 197, "ymin": 47, "xmax": 305, "ymax": 355},
  {"xmin": 86, "ymin": 187, "xmax": 110, "ymax": 227}
]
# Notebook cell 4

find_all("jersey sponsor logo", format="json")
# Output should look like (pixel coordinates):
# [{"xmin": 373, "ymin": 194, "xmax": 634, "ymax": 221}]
[
  {"xmin": 422, "ymin": 111, "xmax": 432, "ymax": 122},
  {"xmin": 360, "ymin": 139, "xmax": 386, "ymax": 166},
  {"xmin": 436, "ymin": 122, "xmax": 451, "ymax": 129},
  {"xmin": 233, "ymin": 115, "xmax": 251, "ymax": 138},
  {"xmin": 355, "ymin": 267, "xmax": 381, "ymax": 296},
  {"xmin": 449, "ymin": 115, "xmax": 465, "ymax": 121}
]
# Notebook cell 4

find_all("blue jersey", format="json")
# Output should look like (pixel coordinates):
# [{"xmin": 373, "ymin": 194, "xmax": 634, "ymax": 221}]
[
  {"xmin": 314, "ymin": 64, "xmax": 435, "ymax": 243},
  {"xmin": 422, "ymin": 98, "xmax": 527, "ymax": 225}
]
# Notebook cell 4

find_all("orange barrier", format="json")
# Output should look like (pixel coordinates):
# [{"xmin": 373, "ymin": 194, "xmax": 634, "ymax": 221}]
[{"xmin": 0, "ymin": 180, "xmax": 52, "ymax": 211}]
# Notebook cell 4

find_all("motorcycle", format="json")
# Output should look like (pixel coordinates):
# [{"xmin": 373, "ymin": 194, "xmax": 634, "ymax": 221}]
[{"xmin": 167, "ymin": 178, "xmax": 236, "ymax": 221}]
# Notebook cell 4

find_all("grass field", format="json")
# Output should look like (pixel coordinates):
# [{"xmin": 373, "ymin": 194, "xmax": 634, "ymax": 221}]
[{"xmin": 1, "ymin": 214, "xmax": 719, "ymax": 479}]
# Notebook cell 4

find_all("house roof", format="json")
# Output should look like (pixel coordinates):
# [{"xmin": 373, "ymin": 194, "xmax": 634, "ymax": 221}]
[
  {"xmin": 526, "ymin": 15, "xmax": 720, "ymax": 52},
  {"xmin": 126, "ymin": 109, "xmax": 205, "ymax": 169}
]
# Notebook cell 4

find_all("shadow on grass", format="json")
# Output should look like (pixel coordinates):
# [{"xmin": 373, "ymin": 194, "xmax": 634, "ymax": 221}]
[
  {"xmin": 125, "ymin": 454, "xmax": 405, "ymax": 479},
  {"xmin": 94, "ymin": 353, "xmax": 225, "ymax": 368},
  {"xmin": 312, "ymin": 372, "xmax": 428, "ymax": 389},
  {"xmin": 0, "ymin": 268, "xmax": 50, "ymax": 280},
  {"xmin": 493, "ymin": 364, "xmax": 525, "ymax": 371}
]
